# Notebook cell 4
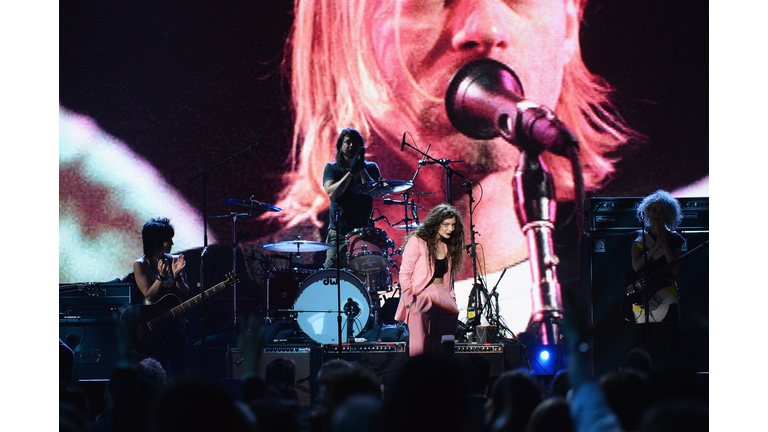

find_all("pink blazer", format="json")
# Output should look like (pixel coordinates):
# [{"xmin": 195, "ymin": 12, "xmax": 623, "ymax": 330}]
[{"xmin": 394, "ymin": 236, "xmax": 454, "ymax": 324}]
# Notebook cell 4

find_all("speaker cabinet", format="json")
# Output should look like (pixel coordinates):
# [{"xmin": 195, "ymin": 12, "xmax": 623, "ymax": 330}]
[
  {"xmin": 228, "ymin": 345, "xmax": 316, "ymax": 406},
  {"xmin": 453, "ymin": 343, "xmax": 509, "ymax": 377},
  {"xmin": 322, "ymin": 343, "xmax": 408, "ymax": 389},
  {"xmin": 581, "ymin": 231, "xmax": 709, "ymax": 377},
  {"xmin": 59, "ymin": 317, "xmax": 118, "ymax": 381}
]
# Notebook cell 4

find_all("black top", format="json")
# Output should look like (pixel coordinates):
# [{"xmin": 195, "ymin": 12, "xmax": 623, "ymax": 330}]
[
  {"xmin": 433, "ymin": 257, "xmax": 448, "ymax": 279},
  {"xmin": 323, "ymin": 161, "xmax": 381, "ymax": 232}
]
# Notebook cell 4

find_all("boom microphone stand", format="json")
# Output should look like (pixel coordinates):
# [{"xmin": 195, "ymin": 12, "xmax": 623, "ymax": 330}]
[
  {"xmin": 462, "ymin": 182, "xmax": 487, "ymax": 336},
  {"xmin": 638, "ymin": 214, "xmax": 654, "ymax": 357},
  {"xmin": 187, "ymin": 134, "xmax": 259, "ymax": 377},
  {"xmin": 335, "ymin": 211, "xmax": 343, "ymax": 359}
]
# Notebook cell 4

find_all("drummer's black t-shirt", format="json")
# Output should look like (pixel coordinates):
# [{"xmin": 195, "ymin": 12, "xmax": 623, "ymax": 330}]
[{"xmin": 323, "ymin": 161, "xmax": 381, "ymax": 232}]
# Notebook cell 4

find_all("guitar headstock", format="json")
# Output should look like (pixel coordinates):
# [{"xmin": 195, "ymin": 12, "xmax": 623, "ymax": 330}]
[
  {"xmin": 60, "ymin": 282, "xmax": 104, "ymax": 296},
  {"xmin": 225, "ymin": 272, "xmax": 240, "ymax": 286}
]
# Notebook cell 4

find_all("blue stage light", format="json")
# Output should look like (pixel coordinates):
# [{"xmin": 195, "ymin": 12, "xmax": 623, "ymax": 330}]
[{"xmin": 540, "ymin": 350, "xmax": 550, "ymax": 361}]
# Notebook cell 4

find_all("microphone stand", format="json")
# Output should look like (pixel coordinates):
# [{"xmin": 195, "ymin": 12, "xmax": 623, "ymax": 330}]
[
  {"xmin": 187, "ymin": 134, "xmax": 259, "ymax": 377},
  {"xmin": 511, "ymin": 145, "xmax": 563, "ymax": 348},
  {"xmin": 638, "ymin": 214, "xmax": 654, "ymax": 357},
  {"xmin": 335, "ymin": 211, "xmax": 343, "ymax": 359},
  {"xmin": 463, "ymin": 183, "xmax": 486, "ymax": 338}
]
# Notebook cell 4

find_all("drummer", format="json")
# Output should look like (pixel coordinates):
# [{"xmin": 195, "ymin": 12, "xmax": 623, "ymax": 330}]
[{"xmin": 322, "ymin": 127, "xmax": 382, "ymax": 269}]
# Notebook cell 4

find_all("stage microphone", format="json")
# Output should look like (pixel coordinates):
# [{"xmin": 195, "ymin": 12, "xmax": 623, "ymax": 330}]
[
  {"xmin": 445, "ymin": 58, "xmax": 576, "ymax": 156},
  {"xmin": 461, "ymin": 181, "xmax": 477, "ymax": 188},
  {"xmin": 401, "ymin": 132, "xmax": 406, "ymax": 152},
  {"xmin": 382, "ymin": 199, "xmax": 408, "ymax": 206}
]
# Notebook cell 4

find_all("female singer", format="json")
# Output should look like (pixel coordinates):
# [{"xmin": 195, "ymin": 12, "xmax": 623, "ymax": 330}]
[{"xmin": 395, "ymin": 204, "xmax": 466, "ymax": 356}]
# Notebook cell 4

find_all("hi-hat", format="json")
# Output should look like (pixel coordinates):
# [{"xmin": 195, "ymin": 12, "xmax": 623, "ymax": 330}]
[
  {"xmin": 222, "ymin": 198, "xmax": 281, "ymax": 212},
  {"xmin": 262, "ymin": 240, "xmax": 332, "ymax": 253},
  {"xmin": 394, "ymin": 223, "xmax": 423, "ymax": 230},
  {"xmin": 351, "ymin": 180, "xmax": 413, "ymax": 196}
]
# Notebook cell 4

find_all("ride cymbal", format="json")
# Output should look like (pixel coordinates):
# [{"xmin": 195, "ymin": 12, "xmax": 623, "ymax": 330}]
[
  {"xmin": 222, "ymin": 198, "xmax": 281, "ymax": 212},
  {"xmin": 351, "ymin": 180, "xmax": 413, "ymax": 196},
  {"xmin": 262, "ymin": 240, "xmax": 332, "ymax": 252}
]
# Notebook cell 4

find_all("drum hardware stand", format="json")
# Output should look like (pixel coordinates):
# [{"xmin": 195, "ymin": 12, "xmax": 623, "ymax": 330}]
[
  {"xmin": 256, "ymin": 252, "xmax": 273, "ymax": 323},
  {"xmin": 188, "ymin": 134, "xmax": 260, "ymax": 378},
  {"xmin": 209, "ymin": 208, "xmax": 254, "ymax": 331},
  {"xmin": 401, "ymin": 135, "xmax": 465, "ymax": 205},
  {"xmin": 390, "ymin": 145, "xmax": 430, "ymax": 235}
]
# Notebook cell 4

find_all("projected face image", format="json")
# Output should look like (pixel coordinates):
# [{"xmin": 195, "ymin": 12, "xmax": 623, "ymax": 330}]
[{"xmin": 369, "ymin": 0, "xmax": 577, "ymax": 171}]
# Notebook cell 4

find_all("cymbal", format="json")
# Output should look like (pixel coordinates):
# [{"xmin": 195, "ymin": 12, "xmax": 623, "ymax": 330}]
[
  {"xmin": 222, "ymin": 198, "xmax": 281, "ymax": 212},
  {"xmin": 382, "ymin": 191, "xmax": 436, "ymax": 197},
  {"xmin": 394, "ymin": 223, "xmax": 422, "ymax": 230},
  {"xmin": 262, "ymin": 240, "xmax": 332, "ymax": 252},
  {"xmin": 351, "ymin": 180, "xmax": 413, "ymax": 196}
]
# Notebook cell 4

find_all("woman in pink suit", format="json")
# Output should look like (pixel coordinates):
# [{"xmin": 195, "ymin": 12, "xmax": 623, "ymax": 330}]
[{"xmin": 395, "ymin": 204, "xmax": 466, "ymax": 356}]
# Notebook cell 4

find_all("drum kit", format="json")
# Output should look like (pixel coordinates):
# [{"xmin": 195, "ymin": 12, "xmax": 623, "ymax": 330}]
[{"xmin": 223, "ymin": 178, "xmax": 428, "ymax": 345}]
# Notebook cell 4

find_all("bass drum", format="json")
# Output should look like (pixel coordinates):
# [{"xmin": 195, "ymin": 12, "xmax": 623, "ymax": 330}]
[{"xmin": 293, "ymin": 269, "xmax": 371, "ymax": 344}]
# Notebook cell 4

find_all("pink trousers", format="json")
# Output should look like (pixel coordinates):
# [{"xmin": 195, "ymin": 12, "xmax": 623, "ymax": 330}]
[{"xmin": 408, "ymin": 282, "xmax": 459, "ymax": 356}]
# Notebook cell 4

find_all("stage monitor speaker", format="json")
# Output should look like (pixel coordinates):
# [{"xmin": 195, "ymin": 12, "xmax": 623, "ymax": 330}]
[
  {"xmin": 228, "ymin": 345, "xmax": 316, "ymax": 406},
  {"xmin": 581, "ymin": 231, "xmax": 709, "ymax": 377},
  {"xmin": 453, "ymin": 343, "xmax": 507, "ymax": 377},
  {"xmin": 60, "ymin": 317, "xmax": 119, "ymax": 381},
  {"xmin": 322, "ymin": 343, "xmax": 408, "ymax": 389}
]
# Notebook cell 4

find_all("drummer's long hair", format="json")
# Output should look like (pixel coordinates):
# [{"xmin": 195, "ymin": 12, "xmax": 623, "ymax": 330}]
[{"xmin": 404, "ymin": 204, "xmax": 465, "ymax": 280}]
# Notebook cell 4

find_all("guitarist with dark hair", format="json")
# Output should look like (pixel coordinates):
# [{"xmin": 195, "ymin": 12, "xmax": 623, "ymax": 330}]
[
  {"xmin": 133, "ymin": 217, "xmax": 190, "ymax": 380},
  {"xmin": 629, "ymin": 190, "xmax": 685, "ymax": 366}
]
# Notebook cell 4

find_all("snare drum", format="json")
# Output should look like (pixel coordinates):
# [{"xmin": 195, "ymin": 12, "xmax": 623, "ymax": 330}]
[
  {"xmin": 293, "ymin": 269, "xmax": 371, "ymax": 344},
  {"xmin": 266, "ymin": 268, "xmax": 314, "ymax": 318},
  {"xmin": 346, "ymin": 227, "xmax": 390, "ymax": 273}
]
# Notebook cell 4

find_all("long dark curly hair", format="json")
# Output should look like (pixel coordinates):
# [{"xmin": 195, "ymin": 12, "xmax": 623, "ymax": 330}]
[{"xmin": 403, "ymin": 203, "xmax": 465, "ymax": 280}]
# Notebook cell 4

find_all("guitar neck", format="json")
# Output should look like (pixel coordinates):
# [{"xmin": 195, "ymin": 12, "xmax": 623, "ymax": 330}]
[
  {"xmin": 651, "ymin": 241, "xmax": 709, "ymax": 278},
  {"xmin": 168, "ymin": 280, "xmax": 231, "ymax": 316}
]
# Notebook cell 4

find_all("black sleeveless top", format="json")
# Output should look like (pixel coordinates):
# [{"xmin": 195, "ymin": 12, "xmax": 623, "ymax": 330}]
[{"xmin": 433, "ymin": 257, "xmax": 448, "ymax": 279}]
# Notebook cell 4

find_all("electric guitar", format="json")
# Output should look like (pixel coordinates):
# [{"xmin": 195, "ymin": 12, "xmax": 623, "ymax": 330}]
[
  {"xmin": 623, "ymin": 241, "xmax": 708, "ymax": 320},
  {"xmin": 125, "ymin": 272, "xmax": 239, "ymax": 357}
]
